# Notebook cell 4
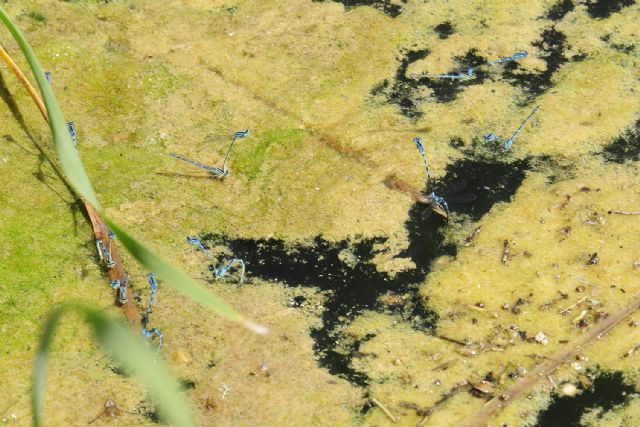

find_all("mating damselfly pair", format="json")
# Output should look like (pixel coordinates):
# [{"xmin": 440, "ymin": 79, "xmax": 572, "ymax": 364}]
[
  {"xmin": 170, "ymin": 130, "xmax": 250, "ymax": 178},
  {"xmin": 412, "ymin": 137, "xmax": 476, "ymax": 221}
]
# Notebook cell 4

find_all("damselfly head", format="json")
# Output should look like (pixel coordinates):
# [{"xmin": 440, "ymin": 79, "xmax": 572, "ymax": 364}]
[
  {"xmin": 413, "ymin": 137, "xmax": 424, "ymax": 152},
  {"xmin": 234, "ymin": 129, "xmax": 250, "ymax": 139}
]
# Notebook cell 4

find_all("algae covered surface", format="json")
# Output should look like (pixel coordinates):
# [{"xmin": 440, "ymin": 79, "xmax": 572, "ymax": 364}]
[{"xmin": 1, "ymin": 0, "xmax": 640, "ymax": 425}]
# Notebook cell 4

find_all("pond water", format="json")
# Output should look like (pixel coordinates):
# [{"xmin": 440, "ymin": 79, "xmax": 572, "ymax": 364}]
[{"xmin": 0, "ymin": 0, "xmax": 639, "ymax": 426}]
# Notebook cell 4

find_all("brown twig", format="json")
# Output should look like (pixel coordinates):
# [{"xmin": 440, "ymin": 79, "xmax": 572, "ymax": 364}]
[
  {"xmin": 623, "ymin": 343, "xmax": 640, "ymax": 358},
  {"xmin": 432, "ymin": 359, "xmax": 457, "ymax": 371},
  {"xmin": 608, "ymin": 210, "xmax": 640, "ymax": 215},
  {"xmin": 435, "ymin": 334, "xmax": 468, "ymax": 347},
  {"xmin": 417, "ymin": 381, "xmax": 469, "ymax": 426},
  {"xmin": 371, "ymin": 397, "xmax": 397, "ymax": 423},
  {"xmin": 460, "ymin": 291, "xmax": 640, "ymax": 427},
  {"xmin": 85, "ymin": 204, "xmax": 139, "ymax": 326},
  {"xmin": 464, "ymin": 226, "xmax": 483, "ymax": 247},
  {"xmin": 0, "ymin": 44, "xmax": 138, "ymax": 327},
  {"xmin": 458, "ymin": 300, "xmax": 499, "ymax": 319},
  {"xmin": 558, "ymin": 295, "xmax": 588, "ymax": 315},
  {"xmin": 501, "ymin": 240, "xmax": 510, "ymax": 264}
]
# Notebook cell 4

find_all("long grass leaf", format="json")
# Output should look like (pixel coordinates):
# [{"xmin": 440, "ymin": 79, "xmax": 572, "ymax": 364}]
[
  {"xmin": 32, "ymin": 307, "xmax": 65, "ymax": 427},
  {"xmin": 32, "ymin": 304, "xmax": 196, "ymax": 427},
  {"xmin": 86, "ymin": 310, "xmax": 195, "ymax": 426},
  {"xmin": 0, "ymin": 5, "xmax": 267, "ymax": 332},
  {"xmin": 0, "ymin": 5, "xmax": 99, "ymax": 208},
  {"xmin": 106, "ymin": 220, "xmax": 267, "ymax": 334}
]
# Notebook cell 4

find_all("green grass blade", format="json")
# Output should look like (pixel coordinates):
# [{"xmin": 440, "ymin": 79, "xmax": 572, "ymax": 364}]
[
  {"xmin": 32, "ymin": 304, "xmax": 196, "ymax": 427},
  {"xmin": 0, "ymin": 5, "xmax": 99, "ymax": 208},
  {"xmin": 32, "ymin": 307, "xmax": 65, "ymax": 427},
  {"xmin": 86, "ymin": 310, "xmax": 195, "ymax": 426},
  {"xmin": 106, "ymin": 220, "xmax": 267, "ymax": 334},
  {"xmin": 0, "ymin": 6, "xmax": 267, "ymax": 333}
]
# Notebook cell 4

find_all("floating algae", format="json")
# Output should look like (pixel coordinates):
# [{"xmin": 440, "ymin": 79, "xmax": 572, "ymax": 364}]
[{"xmin": 1, "ymin": 0, "xmax": 640, "ymax": 426}]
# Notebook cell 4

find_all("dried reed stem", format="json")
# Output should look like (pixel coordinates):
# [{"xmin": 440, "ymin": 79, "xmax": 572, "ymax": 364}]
[
  {"xmin": 0, "ymin": 43, "xmax": 138, "ymax": 327},
  {"xmin": 461, "ymin": 291, "xmax": 640, "ymax": 427},
  {"xmin": 0, "ymin": 42, "xmax": 47, "ymax": 121}
]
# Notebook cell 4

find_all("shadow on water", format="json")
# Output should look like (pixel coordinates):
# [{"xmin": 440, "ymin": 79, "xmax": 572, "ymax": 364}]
[
  {"xmin": 371, "ymin": 24, "xmax": 593, "ymax": 117},
  {"xmin": 601, "ymin": 33, "xmax": 636, "ymax": 54},
  {"xmin": 0, "ymin": 71, "xmax": 84, "ymax": 233},
  {"xmin": 545, "ymin": 0, "xmax": 575, "ymax": 21},
  {"xmin": 311, "ymin": 0, "xmax": 407, "ymax": 17},
  {"xmin": 200, "ymin": 155, "xmax": 531, "ymax": 387},
  {"xmin": 536, "ymin": 371, "xmax": 637, "ymax": 427},
  {"xmin": 371, "ymin": 49, "xmax": 490, "ymax": 118},
  {"xmin": 584, "ymin": 0, "xmax": 635, "ymax": 19},
  {"xmin": 434, "ymin": 21, "xmax": 454, "ymax": 39},
  {"xmin": 601, "ymin": 119, "xmax": 640, "ymax": 163},
  {"xmin": 503, "ymin": 28, "xmax": 568, "ymax": 97}
]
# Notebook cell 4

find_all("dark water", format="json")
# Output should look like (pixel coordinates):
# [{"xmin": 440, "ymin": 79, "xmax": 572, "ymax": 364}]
[
  {"xmin": 602, "ymin": 119, "xmax": 640, "ymax": 163},
  {"xmin": 434, "ymin": 21, "xmax": 454, "ymax": 39},
  {"xmin": 200, "ymin": 155, "xmax": 530, "ymax": 386},
  {"xmin": 502, "ymin": 28, "xmax": 569, "ymax": 97},
  {"xmin": 371, "ymin": 48, "xmax": 490, "ymax": 117},
  {"xmin": 370, "ymin": 18, "xmax": 596, "ymax": 117},
  {"xmin": 536, "ymin": 371, "xmax": 637, "ymax": 426},
  {"xmin": 312, "ymin": 0, "xmax": 407, "ymax": 17},
  {"xmin": 546, "ymin": 0, "xmax": 575, "ymax": 21},
  {"xmin": 584, "ymin": 0, "xmax": 635, "ymax": 19}
]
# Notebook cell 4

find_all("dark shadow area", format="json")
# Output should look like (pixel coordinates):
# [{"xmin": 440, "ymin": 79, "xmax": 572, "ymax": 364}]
[
  {"xmin": 432, "ymin": 157, "xmax": 531, "ymax": 221},
  {"xmin": 371, "ymin": 49, "xmax": 489, "ymax": 118},
  {"xmin": 372, "ymin": 26, "xmax": 584, "ymax": 116},
  {"xmin": 138, "ymin": 402, "xmax": 160, "ymax": 424},
  {"xmin": 601, "ymin": 34, "xmax": 636, "ymax": 53},
  {"xmin": 179, "ymin": 379, "xmax": 197, "ymax": 391},
  {"xmin": 0, "ymin": 71, "xmax": 84, "ymax": 230},
  {"xmin": 601, "ymin": 119, "xmax": 640, "ymax": 163},
  {"xmin": 434, "ymin": 21, "xmax": 454, "ymax": 39},
  {"xmin": 200, "ymin": 155, "xmax": 531, "ymax": 387},
  {"xmin": 585, "ymin": 0, "xmax": 635, "ymax": 19},
  {"xmin": 503, "ymin": 28, "xmax": 568, "ymax": 97},
  {"xmin": 154, "ymin": 171, "xmax": 214, "ymax": 181},
  {"xmin": 0, "ymin": 72, "xmax": 28, "ymax": 126},
  {"xmin": 546, "ymin": 0, "xmax": 574, "ymax": 21},
  {"xmin": 536, "ymin": 371, "xmax": 636, "ymax": 426},
  {"xmin": 311, "ymin": 0, "xmax": 407, "ymax": 17},
  {"xmin": 200, "ymin": 232, "xmax": 430, "ymax": 387}
]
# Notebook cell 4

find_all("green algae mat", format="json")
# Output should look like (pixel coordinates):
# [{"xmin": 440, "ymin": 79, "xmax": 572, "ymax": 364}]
[{"xmin": 1, "ymin": 0, "xmax": 640, "ymax": 425}]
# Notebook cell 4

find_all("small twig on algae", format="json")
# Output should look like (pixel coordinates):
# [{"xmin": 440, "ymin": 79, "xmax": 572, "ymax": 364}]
[
  {"xmin": 0, "ymin": 43, "xmax": 47, "ymax": 121},
  {"xmin": 460, "ymin": 291, "xmax": 640, "ymax": 427},
  {"xmin": 608, "ymin": 210, "xmax": 640, "ymax": 215},
  {"xmin": 370, "ymin": 397, "xmax": 397, "ymax": 423},
  {"xmin": 0, "ymin": 46, "xmax": 138, "ymax": 327}
]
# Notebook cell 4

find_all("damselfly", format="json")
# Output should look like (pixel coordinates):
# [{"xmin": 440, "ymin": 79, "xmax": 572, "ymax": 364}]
[
  {"xmin": 422, "ymin": 179, "xmax": 477, "ymax": 221},
  {"xmin": 170, "ymin": 130, "xmax": 249, "ymax": 178},
  {"xmin": 187, "ymin": 236, "xmax": 210, "ymax": 257},
  {"xmin": 411, "ymin": 51, "xmax": 528, "ymax": 80},
  {"xmin": 210, "ymin": 258, "xmax": 245, "ymax": 283},
  {"xmin": 413, "ymin": 137, "xmax": 432, "ymax": 191},
  {"xmin": 483, "ymin": 106, "xmax": 540, "ymax": 150}
]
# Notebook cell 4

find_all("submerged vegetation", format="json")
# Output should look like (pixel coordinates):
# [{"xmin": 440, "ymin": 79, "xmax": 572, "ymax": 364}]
[{"xmin": 1, "ymin": 0, "xmax": 640, "ymax": 426}]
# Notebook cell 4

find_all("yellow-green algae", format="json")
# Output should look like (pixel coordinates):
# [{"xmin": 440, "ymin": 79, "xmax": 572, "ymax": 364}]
[{"xmin": 1, "ymin": 0, "xmax": 640, "ymax": 425}]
